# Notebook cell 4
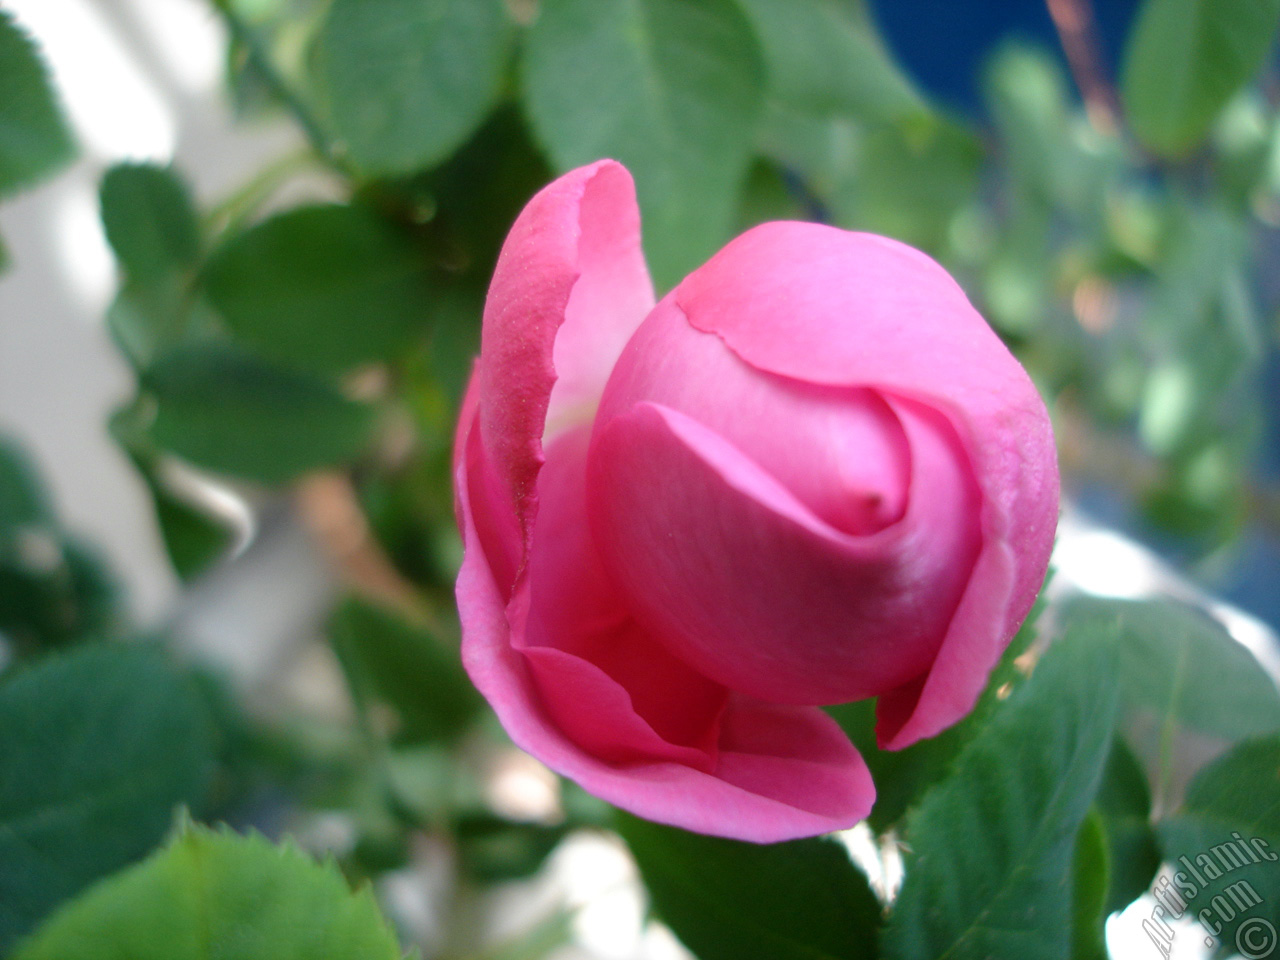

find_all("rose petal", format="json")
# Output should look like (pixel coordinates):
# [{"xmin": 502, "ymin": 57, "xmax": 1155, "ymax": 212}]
[
  {"xmin": 477, "ymin": 159, "xmax": 653, "ymax": 544},
  {"xmin": 517, "ymin": 425, "xmax": 726, "ymax": 765},
  {"xmin": 587, "ymin": 399, "xmax": 980, "ymax": 705},
  {"xmin": 455, "ymin": 404, "xmax": 874, "ymax": 841},
  {"xmin": 671, "ymin": 222, "xmax": 1058, "ymax": 746},
  {"xmin": 597, "ymin": 297, "xmax": 911, "ymax": 535}
]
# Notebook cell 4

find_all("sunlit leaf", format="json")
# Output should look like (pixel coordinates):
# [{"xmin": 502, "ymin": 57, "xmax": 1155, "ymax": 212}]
[
  {"xmin": 1122, "ymin": 0, "xmax": 1280, "ymax": 155},
  {"xmin": 12, "ymin": 826, "xmax": 408, "ymax": 960}
]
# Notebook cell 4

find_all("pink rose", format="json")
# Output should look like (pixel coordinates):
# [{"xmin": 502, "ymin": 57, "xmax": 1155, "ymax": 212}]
[{"xmin": 454, "ymin": 160, "xmax": 1058, "ymax": 842}]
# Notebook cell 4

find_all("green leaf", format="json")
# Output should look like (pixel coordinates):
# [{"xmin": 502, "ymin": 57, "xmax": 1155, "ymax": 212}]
[
  {"xmin": 832, "ymin": 116, "xmax": 982, "ymax": 254},
  {"xmin": 1157, "ymin": 737, "xmax": 1280, "ymax": 953},
  {"xmin": 106, "ymin": 279, "xmax": 221, "ymax": 371},
  {"xmin": 99, "ymin": 164, "xmax": 201, "ymax": 282},
  {"xmin": 0, "ymin": 535, "xmax": 121, "ymax": 655},
  {"xmin": 521, "ymin": 0, "xmax": 765, "ymax": 288},
  {"xmin": 0, "ymin": 644, "xmax": 215, "ymax": 951},
  {"xmin": 312, "ymin": 0, "xmax": 509, "ymax": 176},
  {"xmin": 0, "ymin": 435, "xmax": 52, "ymax": 531},
  {"xmin": 0, "ymin": 10, "xmax": 74, "ymax": 196},
  {"xmin": 617, "ymin": 813, "xmax": 880, "ymax": 960},
  {"xmin": 1095, "ymin": 737, "xmax": 1161, "ymax": 915},
  {"xmin": 1068, "ymin": 597, "xmax": 1280, "ymax": 740},
  {"xmin": 109, "ymin": 405, "xmax": 233, "ymax": 582},
  {"xmin": 828, "ymin": 593, "xmax": 1043, "ymax": 833},
  {"xmin": 143, "ymin": 343, "xmax": 375, "ymax": 485},
  {"xmin": 328, "ymin": 597, "xmax": 480, "ymax": 745},
  {"xmin": 830, "ymin": 697, "xmax": 970, "ymax": 834},
  {"xmin": 882, "ymin": 620, "xmax": 1122, "ymax": 960},
  {"xmin": 455, "ymin": 814, "xmax": 568, "ymax": 883},
  {"xmin": 204, "ymin": 204, "xmax": 435, "ymax": 375},
  {"xmin": 1122, "ymin": 0, "xmax": 1280, "ymax": 156},
  {"xmin": 12, "ymin": 825, "xmax": 408, "ymax": 960},
  {"xmin": 0, "ymin": 441, "xmax": 123, "ymax": 653},
  {"xmin": 1071, "ymin": 810, "xmax": 1110, "ymax": 960},
  {"xmin": 733, "ymin": 0, "xmax": 921, "ymax": 121}
]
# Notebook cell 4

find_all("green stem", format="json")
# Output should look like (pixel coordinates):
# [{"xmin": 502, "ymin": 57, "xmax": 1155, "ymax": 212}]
[
  {"xmin": 210, "ymin": 0, "xmax": 353, "ymax": 177},
  {"xmin": 203, "ymin": 147, "xmax": 321, "ymax": 237}
]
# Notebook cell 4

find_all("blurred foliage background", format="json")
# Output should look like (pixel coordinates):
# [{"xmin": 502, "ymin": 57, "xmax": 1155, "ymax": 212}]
[{"xmin": 4, "ymin": 0, "xmax": 1280, "ymax": 958}]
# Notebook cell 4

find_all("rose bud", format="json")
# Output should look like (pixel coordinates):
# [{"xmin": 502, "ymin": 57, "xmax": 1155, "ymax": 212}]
[{"xmin": 454, "ymin": 160, "xmax": 1058, "ymax": 842}]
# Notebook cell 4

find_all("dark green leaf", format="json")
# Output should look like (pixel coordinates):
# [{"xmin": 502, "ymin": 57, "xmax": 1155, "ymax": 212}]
[
  {"xmin": 455, "ymin": 814, "xmax": 568, "ymax": 883},
  {"xmin": 328, "ymin": 597, "xmax": 479, "ymax": 745},
  {"xmin": 1071, "ymin": 810, "xmax": 1110, "ymax": 960},
  {"xmin": 733, "ymin": 0, "xmax": 921, "ymax": 121},
  {"xmin": 143, "ymin": 343, "xmax": 375, "ymax": 485},
  {"xmin": 829, "ymin": 697, "xmax": 970, "ymax": 834},
  {"xmin": 99, "ymin": 164, "xmax": 201, "ymax": 282},
  {"xmin": 828, "ymin": 594, "xmax": 1043, "ymax": 833},
  {"xmin": 0, "ymin": 443, "xmax": 123, "ymax": 653},
  {"xmin": 882, "ymin": 620, "xmax": 1122, "ymax": 960},
  {"xmin": 617, "ymin": 813, "xmax": 880, "ymax": 960},
  {"xmin": 418, "ymin": 106, "xmax": 553, "ymax": 281},
  {"xmin": 109, "ymin": 404, "xmax": 232, "ymax": 582},
  {"xmin": 1067, "ymin": 597, "xmax": 1280, "ymax": 740},
  {"xmin": 1122, "ymin": 0, "xmax": 1280, "ymax": 155},
  {"xmin": 312, "ymin": 0, "xmax": 509, "ymax": 176},
  {"xmin": 106, "ymin": 279, "xmax": 221, "ymax": 371},
  {"xmin": 521, "ymin": 0, "xmax": 765, "ymax": 288},
  {"xmin": 12, "ymin": 825, "xmax": 406, "ymax": 960},
  {"xmin": 1157, "ymin": 737, "xmax": 1280, "ymax": 954},
  {"xmin": 0, "ymin": 10, "xmax": 74, "ymax": 196},
  {"xmin": 204, "ymin": 204, "xmax": 435, "ymax": 374},
  {"xmin": 0, "ymin": 644, "xmax": 215, "ymax": 951},
  {"xmin": 1096, "ymin": 737, "xmax": 1161, "ymax": 915},
  {"xmin": 0, "ymin": 435, "xmax": 52, "ymax": 531}
]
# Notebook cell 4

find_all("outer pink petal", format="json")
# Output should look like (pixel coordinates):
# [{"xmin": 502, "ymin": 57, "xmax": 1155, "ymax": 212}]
[
  {"xmin": 671, "ymin": 222, "xmax": 1058, "ymax": 748},
  {"xmin": 455, "ymin": 403, "xmax": 872, "ymax": 842},
  {"xmin": 588, "ymin": 400, "xmax": 977, "ymax": 704},
  {"xmin": 477, "ymin": 160, "xmax": 653, "ymax": 545}
]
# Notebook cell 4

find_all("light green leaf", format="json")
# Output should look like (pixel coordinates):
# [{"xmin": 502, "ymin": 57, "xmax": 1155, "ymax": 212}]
[
  {"xmin": 733, "ymin": 0, "xmax": 921, "ymax": 121},
  {"xmin": 0, "ymin": 644, "xmax": 215, "ymax": 952},
  {"xmin": 1068, "ymin": 597, "xmax": 1280, "ymax": 740},
  {"xmin": 1157, "ymin": 737, "xmax": 1280, "ymax": 953},
  {"xmin": 204, "ymin": 204, "xmax": 435, "ymax": 375},
  {"xmin": 328, "ymin": 597, "xmax": 480, "ymax": 745},
  {"xmin": 831, "ymin": 116, "xmax": 982, "ymax": 254},
  {"xmin": 143, "ymin": 343, "xmax": 375, "ymax": 485},
  {"xmin": 883, "ymin": 621, "xmax": 1121, "ymax": 960},
  {"xmin": 1122, "ymin": 0, "xmax": 1280, "ymax": 155},
  {"xmin": 99, "ymin": 164, "xmax": 201, "ymax": 282},
  {"xmin": 521, "ymin": 0, "xmax": 765, "ymax": 288},
  {"xmin": 617, "ymin": 813, "xmax": 880, "ymax": 960},
  {"xmin": 312, "ymin": 0, "xmax": 509, "ymax": 176},
  {"xmin": 13, "ymin": 825, "xmax": 408, "ymax": 960},
  {"xmin": 0, "ymin": 10, "xmax": 75, "ymax": 196}
]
